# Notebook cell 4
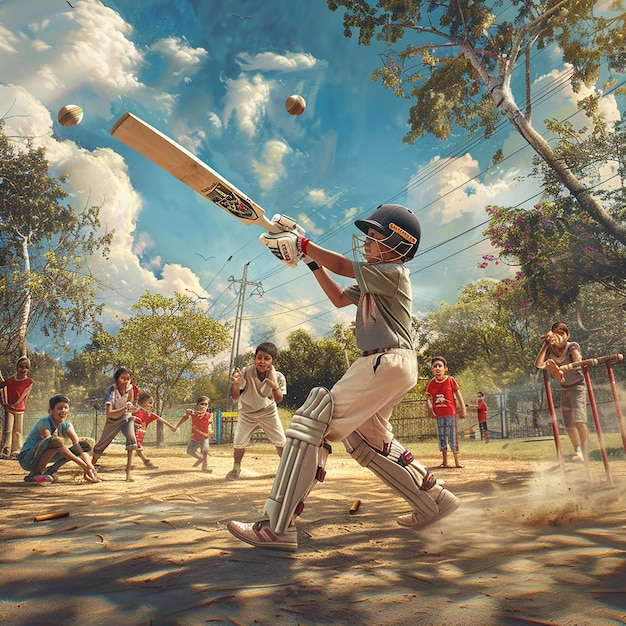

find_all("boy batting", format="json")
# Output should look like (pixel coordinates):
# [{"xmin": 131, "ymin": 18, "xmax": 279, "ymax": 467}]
[{"xmin": 228, "ymin": 204, "xmax": 459, "ymax": 551}]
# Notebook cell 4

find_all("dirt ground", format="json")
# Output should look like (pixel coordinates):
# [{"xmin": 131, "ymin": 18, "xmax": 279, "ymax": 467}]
[{"xmin": 1, "ymin": 441, "xmax": 626, "ymax": 626}]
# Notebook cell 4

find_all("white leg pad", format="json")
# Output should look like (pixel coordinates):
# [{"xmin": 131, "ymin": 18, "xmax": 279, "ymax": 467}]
[
  {"xmin": 265, "ymin": 387, "xmax": 334, "ymax": 534},
  {"xmin": 344, "ymin": 432, "xmax": 456, "ymax": 523}
]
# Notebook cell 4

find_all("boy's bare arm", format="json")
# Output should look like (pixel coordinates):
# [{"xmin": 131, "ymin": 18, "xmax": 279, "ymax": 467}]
[
  {"xmin": 174, "ymin": 412, "xmax": 190, "ymax": 430},
  {"xmin": 265, "ymin": 366, "xmax": 284, "ymax": 404},
  {"xmin": 306, "ymin": 242, "xmax": 355, "ymax": 278},
  {"xmin": 230, "ymin": 367, "xmax": 242, "ymax": 399},
  {"xmin": 310, "ymin": 267, "xmax": 353, "ymax": 308},
  {"xmin": 455, "ymin": 391, "xmax": 467, "ymax": 418}
]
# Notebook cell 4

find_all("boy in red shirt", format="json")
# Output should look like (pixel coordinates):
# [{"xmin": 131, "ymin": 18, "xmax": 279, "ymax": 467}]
[
  {"xmin": 466, "ymin": 392, "xmax": 489, "ymax": 443},
  {"xmin": 175, "ymin": 396, "xmax": 213, "ymax": 472},
  {"xmin": 426, "ymin": 356, "xmax": 466, "ymax": 468},
  {"xmin": 0, "ymin": 356, "xmax": 34, "ymax": 459},
  {"xmin": 132, "ymin": 391, "xmax": 177, "ymax": 476}
]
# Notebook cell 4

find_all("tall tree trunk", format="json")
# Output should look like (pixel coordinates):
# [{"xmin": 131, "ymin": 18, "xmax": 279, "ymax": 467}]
[
  {"xmin": 17, "ymin": 231, "xmax": 31, "ymax": 357},
  {"xmin": 464, "ymin": 47, "xmax": 626, "ymax": 246}
]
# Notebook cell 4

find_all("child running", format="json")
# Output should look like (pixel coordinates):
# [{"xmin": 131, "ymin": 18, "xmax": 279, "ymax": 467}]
[
  {"xmin": 227, "ymin": 342, "xmax": 287, "ymax": 480},
  {"xmin": 426, "ymin": 356, "xmax": 466, "ymax": 468},
  {"xmin": 19, "ymin": 394, "xmax": 99, "ymax": 484},
  {"xmin": 91, "ymin": 367, "xmax": 139, "ymax": 481},
  {"xmin": 131, "ymin": 390, "xmax": 177, "ymax": 475},
  {"xmin": 175, "ymin": 396, "xmax": 213, "ymax": 472}
]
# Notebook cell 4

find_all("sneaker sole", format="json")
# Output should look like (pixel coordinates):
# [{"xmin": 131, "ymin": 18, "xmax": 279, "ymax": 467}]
[{"xmin": 227, "ymin": 521, "xmax": 297, "ymax": 552}]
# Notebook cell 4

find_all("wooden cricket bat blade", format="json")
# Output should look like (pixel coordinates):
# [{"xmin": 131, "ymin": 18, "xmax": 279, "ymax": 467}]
[{"xmin": 111, "ymin": 112, "xmax": 278, "ymax": 232}]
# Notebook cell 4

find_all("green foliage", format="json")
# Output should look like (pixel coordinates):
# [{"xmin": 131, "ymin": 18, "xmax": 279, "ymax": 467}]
[
  {"xmin": 482, "ymin": 114, "xmax": 626, "ymax": 308},
  {"xmin": 82, "ymin": 291, "xmax": 231, "ymax": 421},
  {"xmin": 0, "ymin": 121, "xmax": 112, "ymax": 354},
  {"xmin": 420, "ymin": 279, "xmax": 553, "ymax": 388},
  {"xmin": 277, "ymin": 328, "xmax": 352, "ymax": 407},
  {"xmin": 329, "ymin": 0, "xmax": 623, "ymax": 141},
  {"xmin": 328, "ymin": 1, "xmax": 626, "ymax": 246}
]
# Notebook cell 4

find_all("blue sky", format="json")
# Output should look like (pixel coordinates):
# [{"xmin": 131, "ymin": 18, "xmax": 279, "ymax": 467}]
[{"xmin": 1, "ymin": 0, "xmax": 621, "ymax": 357}]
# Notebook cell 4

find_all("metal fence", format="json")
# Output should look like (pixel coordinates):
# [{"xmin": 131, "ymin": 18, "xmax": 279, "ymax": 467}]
[{"xmin": 16, "ymin": 381, "xmax": 626, "ymax": 448}]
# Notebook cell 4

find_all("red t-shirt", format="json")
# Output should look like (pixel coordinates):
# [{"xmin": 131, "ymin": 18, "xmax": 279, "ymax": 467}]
[
  {"xmin": 477, "ymin": 398, "xmax": 487, "ymax": 423},
  {"xmin": 426, "ymin": 375, "xmax": 459, "ymax": 417},
  {"xmin": 2, "ymin": 375, "xmax": 34, "ymax": 412},
  {"xmin": 190, "ymin": 412, "xmax": 213, "ymax": 443},
  {"xmin": 132, "ymin": 407, "xmax": 160, "ymax": 429}
]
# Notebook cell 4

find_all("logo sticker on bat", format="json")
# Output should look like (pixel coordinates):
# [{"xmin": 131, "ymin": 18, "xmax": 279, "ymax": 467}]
[{"xmin": 203, "ymin": 182, "xmax": 257, "ymax": 221}]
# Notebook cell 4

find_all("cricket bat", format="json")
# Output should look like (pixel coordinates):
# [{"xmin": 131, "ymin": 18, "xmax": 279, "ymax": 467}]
[{"xmin": 111, "ymin": 112, "xmax": 281, "ymax": 233}]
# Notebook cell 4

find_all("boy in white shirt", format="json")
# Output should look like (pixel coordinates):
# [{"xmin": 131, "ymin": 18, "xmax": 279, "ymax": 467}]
[{"xmin": 227, "ymin": 342, "xmax": 287, "ymax": 480}]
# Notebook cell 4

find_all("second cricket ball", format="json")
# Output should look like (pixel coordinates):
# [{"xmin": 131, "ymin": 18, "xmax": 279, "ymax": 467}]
[{"xmin": 286, "ymin": 94, "xmax": 306, "ymax": 116}]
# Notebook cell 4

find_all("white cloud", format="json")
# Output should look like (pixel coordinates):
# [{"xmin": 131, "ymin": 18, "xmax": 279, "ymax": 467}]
[
  {"xmin": 307, "ymin": 188, "xmax": 331, "ymax": 205},
  {"xmin": 149, "ymin": 36, "xmax": 208, "ymax": 87},
  {"xmin": 0, "ymin": 0, "xmax": 173, "ymax": 119},
  {"xmin": 222, "ymin": 73, "xmax": 271, "ymax": 138},
  {"xmin": 0, "ymin": 85, "xmax": 209, "ymax": 326},
  {"xmin": 411, "ymin": 154, "xmax": 519, "ymax": 223},
  {"xmin": 151, "ymin": 37, "xmax": 208, "ymax": 71},
  {"xmin": 252, "ymin": 140, "xmax": 291, "ymax": 189},
  {"xmin": 236, "ymin": 51, "xmax": 319, "ymax": 72}
]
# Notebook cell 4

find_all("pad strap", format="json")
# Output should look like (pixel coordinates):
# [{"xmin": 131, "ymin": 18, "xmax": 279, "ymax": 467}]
[{"xmin": 344, "ymin": 432, "xmax": 441, "ymax": 519}]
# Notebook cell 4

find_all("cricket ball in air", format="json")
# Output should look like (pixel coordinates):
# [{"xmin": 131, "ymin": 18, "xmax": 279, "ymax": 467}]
[
  {"xmin": 57, "ymin": 104, "xmax": 84, "ymax": 127},
  {"xmin": 285, "ymin": 94, "xmax": 306, "ymax": 116}
]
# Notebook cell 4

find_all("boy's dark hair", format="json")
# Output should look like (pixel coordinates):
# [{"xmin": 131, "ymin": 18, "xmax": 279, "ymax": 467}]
[
  {"xmin": 49, "ymin": 394, "xmax": 70, "ymax": 409},
  {"xmin": 255, "ymin": 342, "xmax": 278, "ymax": 360},
  {"xmin": 477, "ymin": 392, "xmax": 484, "ymax": 398},
  {"xmin": 431, "ymin": 356, "xmax": 447, "ymax": 367},
  {"xmin": 137, "ymin": 391, "xmax": 153, "ymax": 405},
  {"xmin": 551, "ymin": 321, "xmax": 569, "ymax": 334},
  {"xmin": 197, "ymin": 396, "xmax": 210, "ymax": 405}
]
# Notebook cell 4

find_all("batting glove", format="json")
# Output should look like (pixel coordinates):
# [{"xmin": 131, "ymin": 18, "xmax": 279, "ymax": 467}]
[
  {"xmin": 271, "ymin": 213, "xmax": 306, "ymax": 236},
  {"xmin": 259, "ymin": 231, "xmax": 302, "ymax": 268}
]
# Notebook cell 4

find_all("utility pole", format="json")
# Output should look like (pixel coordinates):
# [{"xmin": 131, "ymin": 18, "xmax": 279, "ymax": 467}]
[{"xmin": 226, "ymin": 262, "xmax": 263, "ymax": 410}]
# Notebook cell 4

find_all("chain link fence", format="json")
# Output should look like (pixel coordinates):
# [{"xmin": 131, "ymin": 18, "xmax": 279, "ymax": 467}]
[{"xmin": 16, "ymin": 379, "xmax": 626, "ymax": 448}]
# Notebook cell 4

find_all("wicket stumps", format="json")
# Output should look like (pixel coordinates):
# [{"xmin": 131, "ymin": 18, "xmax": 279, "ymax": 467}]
[{"xmin": 544, "ymin": 353, "xmax": 624, "ymax": 484}]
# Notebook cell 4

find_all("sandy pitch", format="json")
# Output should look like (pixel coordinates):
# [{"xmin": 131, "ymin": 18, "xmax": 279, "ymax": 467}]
[{"xmin": 1, "ymin": 445, "xmax": 625, "ymax": 625}]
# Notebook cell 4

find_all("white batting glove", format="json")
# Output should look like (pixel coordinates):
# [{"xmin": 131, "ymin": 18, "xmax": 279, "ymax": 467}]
[
  {"xmin": 259, "ymin": 231, "xmax": 301, "ymax": 268},
  {"xmin": 271, "ymin": 214, "xmax": 306, "ymax": 236}
]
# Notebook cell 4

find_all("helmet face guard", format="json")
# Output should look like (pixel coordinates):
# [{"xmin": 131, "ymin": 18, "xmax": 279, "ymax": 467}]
[{"xmin": 354, "ymin": 204, "xmax": 421, "ymax": 262}]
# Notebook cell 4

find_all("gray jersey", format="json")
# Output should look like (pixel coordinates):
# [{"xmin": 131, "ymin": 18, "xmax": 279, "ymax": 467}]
[
  {"xmin": 238, "ymin": 364, "xmax": 287, "ymax": 418},
  {"xmin": 343, "ymin": 262, "xmax": 413, "ymax": 353}
]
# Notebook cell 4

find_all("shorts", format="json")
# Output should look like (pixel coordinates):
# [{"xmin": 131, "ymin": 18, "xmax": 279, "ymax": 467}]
[
  {"xmin": 233, "ymin": 412, "xmax": 286, "ymax": 449},
  {"xmin": 478, "ymin": 421, "xmax": 488, "ymax": 436},
  {"xmin": 18, "ymin": 437, "xmax": 55, "ymax": 472},
  {"xmin": 437, "ymin": 416, "xmax": 459, "ymax": 452},
  {"xmin": 560, "ymin": 383, "xmax": 587, "ymax": 429},
  {"xmin": 135, "ymin": 428, "xmax": 147, "ymax": 449},
  {"xmin": 186, "ymin": 438, "xmax": 209, "ymax": 458}
]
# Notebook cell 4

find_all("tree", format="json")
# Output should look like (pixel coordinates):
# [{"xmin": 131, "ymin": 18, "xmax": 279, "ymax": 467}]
[
  {"xmin": 482, "ymin": 115, "xmax": 626, "ymax": 308},
  {"xmin": 327, "ymin": 1, "xmax": 626, "ymax": 244},
  {"xmin": 278, "ymin": 329, "xmax": 350, "ymax": 407},
  {"xmin": 85, "ymin": 291, "xmax": 231, "ymax": 444},
  {"xmin": 0, "ymin": 121, "xmax": 112, "ymax": 356},
  {"xmin": 421, "ymin": 279, "xmax": 545, "ymax": 389}
]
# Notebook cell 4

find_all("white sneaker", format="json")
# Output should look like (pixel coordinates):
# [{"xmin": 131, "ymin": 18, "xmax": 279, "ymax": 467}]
[
  {"xmin": 227, "ymin": 519, "xmax": 298, "ymax": 552},
  {"xmin": 35, "ymin": 474, "xmax": 54, "ymax": 483},
  {"xmin": 397, "ymin": 488, "xmax": 459, "ymax": 528},
  {"xmin": 226, "ymin": 468, "xmax": 241, "ymax": 480}
]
